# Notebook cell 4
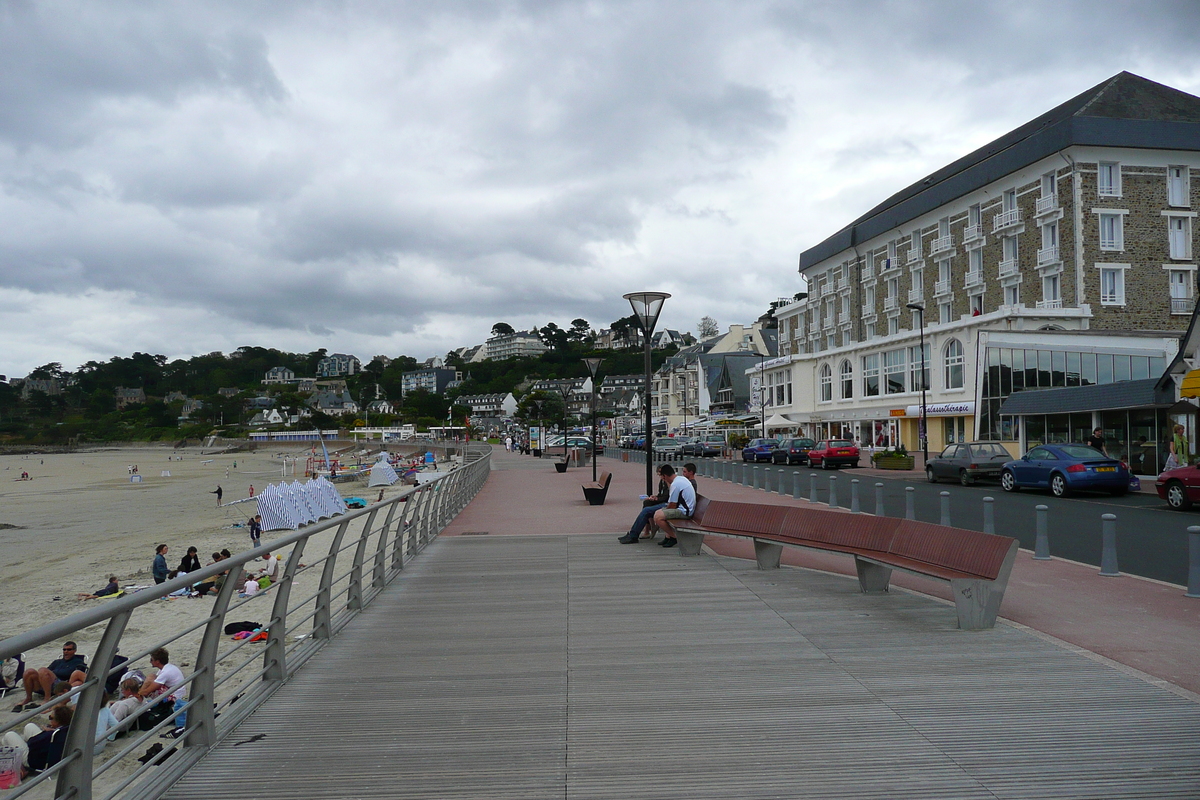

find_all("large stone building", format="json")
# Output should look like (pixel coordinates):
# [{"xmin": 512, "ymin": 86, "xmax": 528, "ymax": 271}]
[
  {"xmin": 485, "ymin": 331, "xmax": 547, "ymax": 360},
  {"xmin": 762, "ymin": 72, "xmax": 1198, "ymax": 468}
]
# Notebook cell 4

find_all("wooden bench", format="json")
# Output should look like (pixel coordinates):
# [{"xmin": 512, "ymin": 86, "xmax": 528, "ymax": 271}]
[
  {"xmin": 673, "ymin": 500, "xmax": 1019, "ymax": 630},
  {"xmin": 581, "ymin": 471, "xmax": 612, "ymax": 505}
]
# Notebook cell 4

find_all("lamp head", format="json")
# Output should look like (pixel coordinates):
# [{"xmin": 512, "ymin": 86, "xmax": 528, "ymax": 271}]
[
  {"xmin": 623, "ymin": 291, "xmax": 671, "ymax": 334},
  {"xmin": 905, "ymin": 302, "xmax": 925, "ymax": 312},
  {"xmin": 583, "ymin": 357, "xmax": 604, "ymax": 377}
]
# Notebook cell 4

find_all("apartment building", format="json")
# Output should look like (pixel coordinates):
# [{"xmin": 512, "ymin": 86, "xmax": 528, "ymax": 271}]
[
  {"xmin": 400, "ymin": 367, "xmax": 462, "ymax": 396},
  {"xmin": 485, "ymin": 331, "xmax": 547, "ymax": 360},
  {"xmin": 763, "ymin": 72, "xmax": 1198, "ymax": 463}
]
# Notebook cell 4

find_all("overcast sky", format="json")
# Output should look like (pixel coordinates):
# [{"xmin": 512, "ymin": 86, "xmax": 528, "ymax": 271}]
[{"xmin": 3, "ymin": 1, "xmax": 1199, "ymax": 376}]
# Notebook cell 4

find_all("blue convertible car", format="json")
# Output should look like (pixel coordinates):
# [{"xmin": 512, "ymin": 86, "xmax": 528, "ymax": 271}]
[{"xmin": 1000, "ymin": 443, "xmax": 1129, "ymax": 497}]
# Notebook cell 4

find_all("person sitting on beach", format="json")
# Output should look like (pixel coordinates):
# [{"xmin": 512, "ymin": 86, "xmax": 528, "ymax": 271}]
[
  {"xmin": 0, "ymin": 705, "xmax": 73, "ymax": 779},
  {"xmin": 13, "ymin": 642, "xmax": 86, "ymax": 712},
  {"xmin": 256, "ymin": 553, "xmax": 281, "ymax": 583},
  {"xmin": 138, "ymin": 647, "xmax": 187, "ymax": 727},
  {"xmin": 240, "ymin": 577, "xmax": 260, "ymax": 597},
  {"xmin": 177, "ymin": 547, "xmax": 201, "ymax": 574},
  {"xmin": 192, "ymin": 553, "xmax": 224, "ymax": 597},
  {"xmin": 77, "ymin": 575, "xmax": 121, "ymax": 599},
  {"xmin": 109, "ymin": 677, "xmax": 144, "ymax": 723},
  {"xmin": 152, "ymin": 545, "xmax": 170, "ymax": 584}
]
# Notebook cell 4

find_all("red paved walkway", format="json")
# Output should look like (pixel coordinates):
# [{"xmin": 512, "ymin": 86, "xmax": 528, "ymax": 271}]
[{"xmin": 445, "ymin": 445, "xmax": 1200, "ymax": 697}]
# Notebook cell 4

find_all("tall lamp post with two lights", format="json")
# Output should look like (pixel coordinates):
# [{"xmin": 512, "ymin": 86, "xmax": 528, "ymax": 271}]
[
  {"xmin": 583, "ymin": 357, "xmax": 604, "ymax": 482},
  {"xmin": 905, "ymin": 302, "xmax": 929, "ymax": 465},
  {"xmin": 624, "ymin": 291, "xmax": 670, "ymax": 496}
]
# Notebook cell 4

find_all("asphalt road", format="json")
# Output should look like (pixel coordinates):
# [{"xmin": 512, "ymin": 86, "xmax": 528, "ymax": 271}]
[{"xmin": 720, "ymin": 459, "xmax": 1194, "ymax": 586}]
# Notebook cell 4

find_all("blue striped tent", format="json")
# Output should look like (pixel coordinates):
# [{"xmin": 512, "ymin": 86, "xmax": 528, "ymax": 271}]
[{"xmin": 255, "ymin": 483, "xmax": 298, "ymax": 532}]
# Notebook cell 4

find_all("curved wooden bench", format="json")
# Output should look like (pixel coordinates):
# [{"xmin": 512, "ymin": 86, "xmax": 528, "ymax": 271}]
[
  {"xmin": 673, "ymin": 500, "xmax": 1019, "ymax": 630},
  {"xmin": 581, "ymin": 471, "xmax": 612, "ymax": 505}
]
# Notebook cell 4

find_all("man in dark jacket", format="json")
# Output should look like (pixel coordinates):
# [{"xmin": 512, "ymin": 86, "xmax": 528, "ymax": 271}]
[{"xmin": 13, "ymin": 643, "xmax": 87, "ymax": 712}]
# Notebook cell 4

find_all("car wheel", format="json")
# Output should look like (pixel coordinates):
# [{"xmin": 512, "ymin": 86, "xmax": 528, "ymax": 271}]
[
  {"xmin": 926, "ymin": 467, "xmax": 937, "ymax": 484},
  {"xmin": 1050, "ymin": 473, "xmax": 1069, "ymax": 497},
  {"xmin": 742, "ymin": 454, "xmax": 749, "ymax": 462},
  {"xmin": 1166, "ymin": 481, "xmax": 1192, "ymax": 510},
  {"xmin": 1109, "ymin": 487, "xmax": 1128, "ymax": 497},
  {"xmin": 1001, "ymin": 470, "xmax": 1018, "ymax": 492},
  {"xmin": 959, "ymin": 469, "xmax": 973, "ymax": 487}
]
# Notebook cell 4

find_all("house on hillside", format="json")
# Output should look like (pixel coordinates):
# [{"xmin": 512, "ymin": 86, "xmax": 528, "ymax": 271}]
[
  {"xmin": 19, "ymin": 378, "xmax": 62, "ymax": 399},
  {"xmin": 115, "ymin": 387, "xmax": 146, "ymax": 409},
  {"xmin": 262, "ymin": 366, "xmax": 296, "ymax": 384},
  {"xmin": 307, "ymin": 391, "xmax": 358, "ymax": 416},
  {"xmin": 317, "ymin": 354, "xmax": 361, "ymax": 377}
]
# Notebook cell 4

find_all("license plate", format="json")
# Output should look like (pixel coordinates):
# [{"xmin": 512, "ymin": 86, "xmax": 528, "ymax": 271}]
[{"xmin": 1095, "ymin": 466, "xmax": 1115, "ymax": 472}]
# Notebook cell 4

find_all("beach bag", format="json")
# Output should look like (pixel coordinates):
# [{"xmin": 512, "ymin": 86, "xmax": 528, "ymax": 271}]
[
  {"xmin": 1164, "ymin": 453, "xmax": 1180, "ymax": 472},
  {"xmin": 1128, "ymin": 475, "xmax": 1141, "ymax": 491},
  {"xmin": 136, "ymin": 701, "xmax": 174, "ymax": 732},
  {"xmin": 0, "ymin": 745, "xmax": 20, "ymax": 790},
  {"xmin": 223, "ymin": 621, "xmax": 262, "ymax": 635},
  {"xmin": 1, "ymin": 654, "xmax": 23, "ymax": 691},
  {"xmin": 256, "ymin": 577, "xmax": 272, "ymax": 590}
]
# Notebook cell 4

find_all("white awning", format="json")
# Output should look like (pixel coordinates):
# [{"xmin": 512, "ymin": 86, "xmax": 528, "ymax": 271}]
[{"xmin": 764, "ymin": 413, "xmax": 796, "ymax": 430}]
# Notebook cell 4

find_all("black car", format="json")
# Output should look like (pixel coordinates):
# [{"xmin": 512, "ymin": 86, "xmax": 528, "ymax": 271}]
[
  {"xmin": 771, "ymin": 438, "xmax": 816, "ymax": 465},
  {"xmin": 925, "ymin": 441, "xmax": 1012, "ymax": 486}
]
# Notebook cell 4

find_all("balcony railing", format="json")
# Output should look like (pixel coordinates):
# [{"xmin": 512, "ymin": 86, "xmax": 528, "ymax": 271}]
[
  {"xmin": 860, "ymin": 263, "xmax": 874, "ymax": 281},
  {"xmin": 809, "ymin": 282, "xmax": 822, "ymax": 299},
  {"xmin": 931, "ymin": 236, "xmax": 953, "ymax": 254},
  {"xmin": 883, "ymin": 295, "xmax": 898, "ymax": 311},
  {"xmin": 999, "ymin": 258, "xmax": 1019, "ymax": 277},
  {"xmin": 963, "ymin": 224, "xmax": 982, "ymax": 242},
  {"xmin": 964, "ymin": 270, "xmax": 984, "ymax": 289},
  {"xmin": 1036, "ymin": 299, "xmax": 1063, "ymax": 310},
  {"xmin": 822, "ymin": 314, "xmax": 835, "ymax": 329},
  {"xmin": 934, "ymin": 279, "xmax": 952, "ymax": 297},
  {"xmin": 1035, "ymin": 194, "xmax": 1059, "ymax": 215},
  {"xmin": 1037, "ymin": 246, "xmax": 1060, "ymax": 267},
  {"xmin": 1172, "ymin": 297, "xmax": 1194, "ymax": 315},
  {"xmin": 838, "ymin": 311, "xmax": 851, "ymax": 326},
  {"xmin": 993, "ymin": 207, "xmax": 1021, "ymax": 231},
  {"xmin": 836, "ymin": 276, "xmax": 850, "ymax": 292},
  {"xmin": 880, "ymin": 257, "xmax": 899, "ymax": 273},
  {"xmin": 907, "ymin": 287, "xmax": 924, "ymax": 303},
  {"xmin": 907, "ymin": 248, "xmax": 922, "ymax": 264}
]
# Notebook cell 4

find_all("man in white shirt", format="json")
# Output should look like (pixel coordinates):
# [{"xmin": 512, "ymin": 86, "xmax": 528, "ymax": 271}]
[
  {"xmin": 139, "ymin": 647, "xmax": 187, "ymax": 729},
  {"xmin": 652, "ymin": 463, "xmax": 697, "ymax": 549}
]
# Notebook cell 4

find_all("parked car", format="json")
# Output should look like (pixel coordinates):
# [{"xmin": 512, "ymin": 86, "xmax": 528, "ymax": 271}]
[
  {"xmin": 771, "ymin": 438, "xmax": 816, "ymax": 465},
  {"xmin": 807, "ymin": 439, "xmax": 860, "ymax": 470},
  {"xmin": 681, "ymin": 435, "xmax": 724, "ymax": 458},
  {"xmin": 741, "ymin": 438, "xmax": 779, "ymax": 462},
  {"xmin": 1155, "ymin": 463, "xmax": 1200, "ymax": 510},
  {"xmin": 925, "ymin": 441, "xmax": 1012, "ymax": 486},
  {"xmin": 1000, "ymin": 443, "xmax": 1129, "ymax": 497},
  {"xmin": 653, "ymin": 437, "xmax": 684, "ymax": 456}
]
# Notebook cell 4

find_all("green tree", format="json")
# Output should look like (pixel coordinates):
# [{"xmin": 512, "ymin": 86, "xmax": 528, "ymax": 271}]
[{"xmin": 491, "ymin": 322, "xmax": 515, "ymax": 337}]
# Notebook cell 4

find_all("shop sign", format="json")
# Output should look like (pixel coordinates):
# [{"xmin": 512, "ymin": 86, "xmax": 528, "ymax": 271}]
[
  {"xmin": 902, "ymin": 402, "xmax": 976, "ymax": 417},
  {"xmin": 889, "ymin": 409, "xmax": 906, "ymax": 417}
]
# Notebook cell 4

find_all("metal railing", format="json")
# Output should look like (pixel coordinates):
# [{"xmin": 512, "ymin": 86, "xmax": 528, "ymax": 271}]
[
  {"xmin": 993, "ymin": 207, "xmax": 1021, "ymax": 231},
  {"xmin": 0, "ymin": 446, "xmax": 492, "ymax": 800}
]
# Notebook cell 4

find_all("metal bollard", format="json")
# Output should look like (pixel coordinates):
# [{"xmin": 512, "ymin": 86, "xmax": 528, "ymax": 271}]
[
  {"xmin": 1099, "ymin": 513, "xmax": 1119, "ymax": 576},
  {"xmin": 1033, "ymin": 505, "xmax": 1050, "ymax": 559},
  {"xmin": 763, "ymin": 467, "xmax": 772, "ymax": 493},
  {"xmin": 828, "ymin": 474, "xmax": 838, "ymax": 508},
  {"xmin": 939, "ymin": 491, "xmax": 951, "ymax": 527},
  {"xmin": 850, "ymin": 479, "xmax": 860, "ymax": 513},
  {"xmin": 875, "ymin": 483, "xmax": 884, "ymax": 516},
  {"xmin": 905, "ymin": 486, "xmax": 915, "ymax": 520},
  {"xmin": 1187, "ymin": 527, "xmax": 1200, "ymax": 598},
  {"xmin": 735, "ymin": 462, "xmax": 744, "ymax": 485},
  {"xmin": 778, "ymin": 469, "xmax": 788, "ymax": 497},
  {"xmin": 793, "ymin": 472, "xmax": 802, "ymax": 500},
  {"xmin": 810, "ymin": 472, "xmax": 818, "ymax": 503},
  {"xmin": 753, "ymin": 465, "xmax": 761, "ymax": 490},
  {"xmin": 982, "ymin": 497, "xmax": 995, "ymax": 535}
]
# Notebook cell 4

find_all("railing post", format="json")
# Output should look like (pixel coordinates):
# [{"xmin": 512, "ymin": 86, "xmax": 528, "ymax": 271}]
[
  {"xmin": 850, "ymin": 479, "xmax": 860, "ymax": 513},
  {"xmin": 1033, "ymin": 505, "xmax": 1051, "ymax": 559},
  {"xmin": 264, "ymin": 540, "xmax": 305, "ymax": 681},
  {"xmin": 313, "ymin": 520, "xmax": 352, "ymax": 640},
  {"xmin": 1099, "ymin": 513, "xmax": 1120, "ymax": 576},
  {"xmin": 828, "ymin": 474, "xmax": 838, "ymax": 508},
  {"xmin": 57, "ymin": 609, "xmax": 130, "ymax": 799},
  {"xmin": 939, "ymin": 491, "xmax": 951, "ymax": 526},
  {"xmin": 373, "ymin": 500, "xmax": 400, "ymax": 590},
  {"xmin": 778, "ymin": 469, "xmax": 788, "ymax": 497},
  {"xmin": 347, "ymin": 507, "xmax": 380, "ymax": 612},
  {"xmin": 1186, "ymin": 526, "xmax": 1200, "ymax": 598},
  {"xmin": 982, "ymin": 497, "xmax": 995, "ymax": 535},
  {"xmin": 187, "ymin": 560, "xmax": 244, "ymax": 748},
  {"xmin": 793, "ymin": 472, "xmax": 802, "ymax": 500},
  {"xmin": 905, "ymin": 486, "xmax": 915, "ymax": 520},
  {"xmin": 875, "ymin": 483, "xmax": 884, "ymax": 517}
]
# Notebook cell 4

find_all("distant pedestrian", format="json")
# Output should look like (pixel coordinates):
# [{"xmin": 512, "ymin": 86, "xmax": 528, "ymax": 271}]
[
  {"xmin": 211, "ymin": 485, "xmax": 223, "ymax": 506},
  {"xmin": 152, "ymin": 545, "xmax": 169, "ymax": 584},
  {"xmin": 1086, "ymin": 427, "xmax": 1107, "ymax": 456},
  {"xmin": 248, "ymin": 515, "xmax": 262, "ymax": 548},
  {"xmin": 248, "ymin": 484, "xmax": 255, "ymax": 498}
]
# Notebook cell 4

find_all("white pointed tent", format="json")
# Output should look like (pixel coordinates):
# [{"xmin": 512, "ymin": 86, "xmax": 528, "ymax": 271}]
[
  {"xmin": 764, "ymin": 413, "xmax": 796, "ymax": 431},
  {"xmin": 368, "ymin": 456, "xmax": 400, "ymax": 488}
]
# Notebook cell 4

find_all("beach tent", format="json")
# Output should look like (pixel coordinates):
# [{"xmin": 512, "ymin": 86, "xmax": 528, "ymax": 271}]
[
  {"xmin": 287, "ymin": 481, "xmax": 318, "ymax": 524},
  {"xmin": 368, "ymin": 459, "xmax": 400, "ymax": 487},
  {"xmin": 313, "ymin": 477, "xmax": 348, "ymax": 516},
  {"xmin": 256, "ymin": 484, "xmax": 299, "ymax": 532}
]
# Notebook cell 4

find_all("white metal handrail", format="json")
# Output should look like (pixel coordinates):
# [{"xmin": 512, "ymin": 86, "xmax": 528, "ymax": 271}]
[{"xmin": 0, "ymin": 445, "xmax": 492, "ymax": 800}]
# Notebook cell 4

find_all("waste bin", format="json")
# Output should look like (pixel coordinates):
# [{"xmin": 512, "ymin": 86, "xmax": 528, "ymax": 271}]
[
  {"xmin": 569, "ymin": 448, "xmax": 589, "ymax": 467},
  {"xmin": 622, "ymin": 451, "xmax": 630, "ymax": 463}
]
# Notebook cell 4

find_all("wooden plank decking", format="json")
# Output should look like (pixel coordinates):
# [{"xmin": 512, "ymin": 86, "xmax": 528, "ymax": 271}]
[{"xmin": 164, "ymin": 534, "xmax": 1200, "ymax": 800}]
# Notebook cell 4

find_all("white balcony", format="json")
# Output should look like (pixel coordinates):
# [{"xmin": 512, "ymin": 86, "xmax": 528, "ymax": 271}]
[
  {"xmin": 931, "ymin": 236, "xmax": 953, "ymax": 254},
  {"xmin": 1035, "ymin": 194, "xmax": 1058, "ymax": 215},
  {"xmin": 822, "ymin": 313, "xmax": 835, "ymax": 329},
  {"xmin": 860, "ymin": 263, "xmax": 874, "ymax": 281},
  {"xmin": 964, "ymin": 270, "xmax": 984, "ymax": 289},
  {"xmin": 993, "ymin": 207, "xmax": 1021, "ymax": 231},
  {"xmin": 1172, "ymin": 297, "xmax": 1194, "ymax": 315},
  {"xmin": 880, "ymin": 257, "xmax": 899, "ymax": 273},
  {"xmin": 836, "ymin": 276, "xmax": 850, "ymax": 292},
  {"xmin": 963, "ymin": 224, "xmax": 982, "ymax": 242},
  {"xmin": 838, "ymin": 311, "xmax": 851, "ymax": 326},
  {"xmin": 934, "ymin": 279, "xmax": 952, "ymax": 297},
  {"xmin": 883, "ymin": 295, "xmax": 898, "ymax": 311},
  {"xmin": 809, "ymin": 282, "xmax": 822, "ymax": 299},
  {"xmin": 1037, "ymin": 246, "xmax": 1060, "ymax": 267},
  {"xmin": 907, "ymin": 287, "xmax": 924, "ymax": 303},
  {"xmin": 999, "ymin": 258, "xmax": 1019, "ymax": 277},
  {"xmin": 907, "ymin": 248, "xmax": 922, "ymax": 264},
  {"xmin": 1036, "ymin": 299, "xmax": 1063, "ymax": 310}
]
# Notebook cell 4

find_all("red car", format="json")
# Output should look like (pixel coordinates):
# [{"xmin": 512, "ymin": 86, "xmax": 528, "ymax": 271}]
[
  {"xmin": 1155, "ymin": 464, "xmax": 1200, "ymax": 510},
  {"xmin": 807, "ymin": 439, "xmax": 860, "ymax": 470}
]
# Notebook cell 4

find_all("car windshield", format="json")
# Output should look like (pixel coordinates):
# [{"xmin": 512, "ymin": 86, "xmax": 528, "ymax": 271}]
[
  {"xmin": 796, "ymin": 439, "xmax": 815, "ymax": 447},
  {"xmin": 971, "ymin": 443, "xmax": 1009, "ymax": 457},
  {"xmin": 1060, "ymin": 445, "xmax": 1107, "ymax": 459},
  {"xmin": 829, "ymin": 440, "xmax": 853, "ymax": 447}
]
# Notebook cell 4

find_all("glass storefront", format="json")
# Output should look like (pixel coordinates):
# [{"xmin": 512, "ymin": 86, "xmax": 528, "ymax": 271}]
[{"xmin": 1018, "ymin": 408, "xmax": 1188, "ymax": 474}]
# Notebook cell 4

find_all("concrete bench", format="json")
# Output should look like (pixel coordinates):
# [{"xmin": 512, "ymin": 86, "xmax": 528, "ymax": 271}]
[
  {"xmin": 581, "ymin": 471, "xmax": 612, "ymax": 506},
  {"xmin": 673, "ymin": 500, "xmax": 1019, "ymax": 630}
]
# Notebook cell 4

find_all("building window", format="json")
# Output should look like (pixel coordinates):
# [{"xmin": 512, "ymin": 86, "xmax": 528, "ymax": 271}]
[
  {"xmin": 1099, "ymin": 266, "xmax": 1125, "ymax": 305},
  {"xmin": 1168, "ymin": 215, "xmax": 1192, "ymax": 260},
  {"xmin": 840, "ymin": 360, "xmax": 853, "ymax": 399},
  {"xmin": 862, "ymin": 354, "xmax": 880, "ymax": 397},
  {"xmin": 968, "ymin": 247, "xmax": 983, "ymax": 277},
  {"xmin": 1169, "ymin": 166, "xmax": 1190, "ymax": 208},
  {"xmin": 944, "ymin": 339, "xmax": 964, "ymax": 389},
  {"xmin": 909, "ymin": 344, "xmax": 930, "ymax": 391},
  {"xmin": 819, "ymin": 363, "xmax": 832, "ymax": 402},
  {"xmin": 939, "ymin": 301, "xmax": 951, "ymax": 324},
  {"xmin": 1002, "ymin": 188, "xmax": 1017, "ymax": 212},
  {"xmin": 883, "ymin": 348, "xmax": 907, "ymax": 394},
  {"xmin": 969, "ymin": 203, "xmax": 981, "ymax": 228},
  {"xmin": 970, "ymin": 294, "xmax": 984, "ymax": 316},
  {"xmin": 865, "ymin": 284, "xmax": 875, "ymax": 309},
  {"xmin": 1004, "ymin": 284, "xmax": 1020, "ymax": 307},
  {"xmin": 1098, "ymin": 213, "xmax": 1123, "ymax": 250},
  {"xmin": 865, "ymin": 321, "xmax": 876, "ymax": 340},
  {"xmin": 1098, "ymin": 161, "xmax": 1121, "ymax": 197},
  {"xmin": 1042, "ymin": 171, "xmax": 1057, "ymax": 197},
  {"xmin": 911, "ymin": 231, "xmax": 922, "ymax": 259},
  {"xmin": 1043, "ymin": 273, "xmax": 1061, "ymax": 303},
  {"xmin": 888, "ymin": 316, "xmax": 899, "ymax": 336},
  {"xmin": 1169, "ymin": 269, "xmax": 1194, "ymax": 314}
]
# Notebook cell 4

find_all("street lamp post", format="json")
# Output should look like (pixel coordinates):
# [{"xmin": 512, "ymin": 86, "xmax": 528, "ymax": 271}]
[
  {"xmin": 624, "ymin": 291, "xmax": 670, "ymax": 496},
  {"xmin": 583, "ymin": 357, "xmax": 604, "ymax": 482},
  {"xmin": 759, "ymin": 353, "xmax": 766, "ymax": 437},
  {"xmin": 906, "ymin": 302, "xmax": 929, "ymax": 466}
]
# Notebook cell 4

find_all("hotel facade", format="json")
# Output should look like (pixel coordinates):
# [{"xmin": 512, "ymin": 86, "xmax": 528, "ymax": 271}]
[{"xmin": 758, "ymin": 72, "xmax": 1200, "ymax": 470}]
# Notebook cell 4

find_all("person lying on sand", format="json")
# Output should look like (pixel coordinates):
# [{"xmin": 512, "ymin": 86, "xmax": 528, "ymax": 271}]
[{"xmin": 77, "ymin": 576, "xmax": 121, "ymax": 600}]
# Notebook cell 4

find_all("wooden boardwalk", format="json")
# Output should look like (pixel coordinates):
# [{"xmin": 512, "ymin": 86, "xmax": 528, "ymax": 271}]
[{"xmin": 165, "ymin": 534, "xmax": 1200, "ymax": 800}]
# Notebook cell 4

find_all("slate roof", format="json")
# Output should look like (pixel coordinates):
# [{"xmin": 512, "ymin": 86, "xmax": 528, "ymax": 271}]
[
  {"xmin": 997, "ymin": 379, "xmax": 1172, "ymax": 415},
  {"xmin": 800, "ymin": 72, "xmax": 1200, "ymax": 270}
]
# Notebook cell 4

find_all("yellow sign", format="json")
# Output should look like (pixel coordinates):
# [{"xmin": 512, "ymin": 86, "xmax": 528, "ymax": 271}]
[
  {"xmin": 889, "ymin": 409, "xmax": 906, "ymax": 417},
  {"xmin": 1182, "ymin": 369, "xmax": 1200, "ymax": 398}
]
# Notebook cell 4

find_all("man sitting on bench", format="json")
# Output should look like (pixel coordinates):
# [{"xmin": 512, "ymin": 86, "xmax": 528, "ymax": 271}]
[{"xmin": 653, "ymin": 463, "xmax": 696, "ymax": 549}]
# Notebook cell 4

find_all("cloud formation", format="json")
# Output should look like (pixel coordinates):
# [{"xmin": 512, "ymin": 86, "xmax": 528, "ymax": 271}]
[{"xmin": 1, "ymin": 0, "xmax": 1198, "ymax": 375}]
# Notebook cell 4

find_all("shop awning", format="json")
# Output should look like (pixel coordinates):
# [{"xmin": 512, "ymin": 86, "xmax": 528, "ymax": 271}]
[
  {"xmin": 764, "ymin": 413, "xmax": 795, "ymax": 430},
  {"xmin": 998, "ymin": 379, "xmax": 1171, "ymax": 416},
  {"xmin": 1181, "ymin": 369, "xmax": 1200, "ymax": 398}
]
